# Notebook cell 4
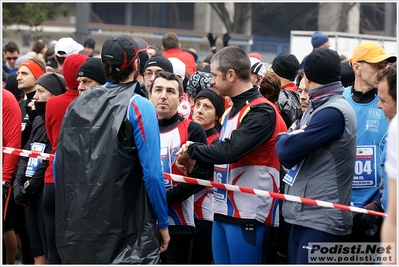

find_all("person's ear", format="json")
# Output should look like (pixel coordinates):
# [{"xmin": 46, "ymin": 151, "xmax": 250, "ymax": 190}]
[
  {"xmin": 256, "ymin": 75, "xmax": 263, "ymax": 85},
  {"xmin": 352, "ymin": 62, "xmax": 362, "ymax": 75},
  {"xmin": 132, "ymin": 59, "xmax": 139, "ymax": 71},
  {"xmin": 227, "ymin": 69, "xmax": 235, "ymax": 81}
]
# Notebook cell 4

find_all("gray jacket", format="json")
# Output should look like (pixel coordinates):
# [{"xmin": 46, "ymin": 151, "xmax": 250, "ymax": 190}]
[{"xmin": 282, "ymin": 94, "xmax": 357, "ymax": 235}]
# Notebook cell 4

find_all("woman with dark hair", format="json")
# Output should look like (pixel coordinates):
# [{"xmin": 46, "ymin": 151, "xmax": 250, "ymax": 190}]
[
  {"xmin": 190, "ymin": 88, "xmax": 225, "ymax": 264},
  {"xmin": 31, "ymin": 40, "xmax": 48, "ymax": 66},
  {"xmin": 13, "ymin": 72, "xmax": 66, "ymax": 264},
  {"xmin": 32, "ymin": 40, "xmax": 48, "ymax": 55}
]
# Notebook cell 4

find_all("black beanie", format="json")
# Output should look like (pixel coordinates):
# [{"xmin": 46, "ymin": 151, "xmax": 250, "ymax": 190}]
[
  {"xmin": 83, "ymin": 38, "xmax": 96, "ymax": 49},
  {"xmin": 144, "ymin": 55, "xmax": 173, "ymax": 73},
  {"xmin": 194, "ymin": 88, "xmax": 225, "ymax": 118},
  {"xmin": 76, "ymin": 58, "xmax": 106, "ymax": 85},
  {"xmin": 5, "ymin": 74, "xmax": 24, "ymax": 97},
  {"xmin": 272, "ymin": 53, "xmax": 300, "ymax": 81},
  {"xmin": 304, "ymin": 48, "xmax": 341, "ymax": 85},
  {"xmin": 46, "ymin": 58, "xmax": 58, "ymax": 69},
  {"xmin": 340, "ymin": 60, "xmax": 355, "ymax": 87},
  {"xmin": 138, "ymin": 51, "xmax": 149, "ymax": 75},
  {"xmin": 35, "ymin": 72, "xmax": 66, "ymax": 96}
]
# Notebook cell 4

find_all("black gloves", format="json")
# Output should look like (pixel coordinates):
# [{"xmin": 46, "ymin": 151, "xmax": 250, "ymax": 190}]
[
  {"xmin": 13, "ymin": 181, "xmax": 30, "ymax": 206},
  {"xmin": 25, "ymin": 105, "xmax": 38, "ymax": 124},
  {"xmin": 353, "ymin": 199, "xmax": 384, "ymax": 233},
  {"xmin": 208, "ymin": 32, "xmax": 230, "ymax": 52},
  {"xmin": 223, "ymin": 32, "xmax": 231, "ymax": 47},
  {"xmin": 207, "ymin": 33, "xmax": 217, "ymax": 48}
]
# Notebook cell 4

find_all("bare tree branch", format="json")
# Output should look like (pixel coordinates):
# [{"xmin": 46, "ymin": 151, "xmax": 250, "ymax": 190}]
[{"xmin": 210, "ymin": 3, "xmax": 234, "ymax": 32}]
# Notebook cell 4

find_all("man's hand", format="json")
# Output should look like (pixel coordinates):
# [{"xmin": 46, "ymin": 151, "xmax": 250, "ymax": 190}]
[
  {"xmin": 289, "ymin": 125, "xmax": 307, "ymax": 135},
  {"xmin": 157, "ymin": 227, "xmax": 170, "ymax": 254},
  {"xmin": 353, "ymin": 199, "xmax": 384, "ymax": 232},
  {"xmin": 176, "ymin": 141, "xmax": 196, "ymax": 175},
  {"xmin": 13, "ymin": 182, "xmax": 29, "ymax": 206}
]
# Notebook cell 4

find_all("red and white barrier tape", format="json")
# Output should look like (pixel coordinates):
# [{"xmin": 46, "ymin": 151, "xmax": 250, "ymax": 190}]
[
  {"xmin": 3, "ymin": 146, "xmax": 387, "ymax": 217},
  {"xmin": 163, "ymin": 173, "xmax": 386, "ymax": 217},
  {"xmin": 3, "ymin": 147, "xmax": 54, "ymax": 161}
]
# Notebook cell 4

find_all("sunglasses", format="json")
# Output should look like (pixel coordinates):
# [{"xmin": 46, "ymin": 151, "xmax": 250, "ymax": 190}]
[{"xmin": 6, "ymin": 56, "xmax": 18, "ymax": 61}]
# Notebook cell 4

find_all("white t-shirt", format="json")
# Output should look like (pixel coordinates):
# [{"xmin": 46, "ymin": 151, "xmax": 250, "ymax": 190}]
[{"xmin": 385, "ymin": 114, "xmax": 397, "ymax": 181}]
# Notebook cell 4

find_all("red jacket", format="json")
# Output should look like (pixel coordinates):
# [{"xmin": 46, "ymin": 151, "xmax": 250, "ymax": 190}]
[
  {"xmin": 44, "ymin": 89, "xmax": 79, "ymax": 183},
  {"xmin": 162, "ymin": 48, "xmax": 196, "ymax": 75},
  {"xmin": 2, "ymin": 89, "xmax": 22, "ymax": 183}
]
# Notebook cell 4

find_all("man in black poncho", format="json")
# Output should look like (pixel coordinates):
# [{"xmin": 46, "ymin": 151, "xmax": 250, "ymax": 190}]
[{"xmin": 55, "ymin": 34, "xmax": 170, "ymax": 264}]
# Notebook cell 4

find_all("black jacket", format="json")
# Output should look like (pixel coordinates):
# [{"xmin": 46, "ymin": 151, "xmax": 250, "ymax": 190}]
[
  {"xmin": 188, "ymin": 87, "xmax": 276, "ymax": 164},
  {"xmin": 15, "ymin": 115, "xmax": 50, "ymax": 194},
  {"xmin": 20, "ymin": 91, "xmax": 36, "ymax": 147}
]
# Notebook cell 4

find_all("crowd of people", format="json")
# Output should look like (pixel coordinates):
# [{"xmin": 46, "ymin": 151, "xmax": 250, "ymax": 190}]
[{"xmin": 2, "ymin": 30, "xmax": 397, "ymax": 264}]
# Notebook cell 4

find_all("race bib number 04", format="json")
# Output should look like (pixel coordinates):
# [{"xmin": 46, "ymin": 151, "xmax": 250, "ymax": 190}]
[{"xmin": 352, "ymin": 145, "xmax": 377, "ymax": 188}]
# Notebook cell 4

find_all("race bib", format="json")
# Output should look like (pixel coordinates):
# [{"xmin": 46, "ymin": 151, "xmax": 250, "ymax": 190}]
[
  {"xmin": 352, "ymin": 145, "xmax": 377, "ymax": 188},
  {"xmin": 25, "ymin": 142, "xmax": 46, "ymax": 177},
  {"xmin": 283, "ymin": 159, "xmax": 305, "ymax": 186},
  {"xmin": 160, "ymin": 146, "xmax": 172, "ymax": 187},
  {"xmin": 214, "ymin": 164, "xmax": 229, "ymax": 202}
]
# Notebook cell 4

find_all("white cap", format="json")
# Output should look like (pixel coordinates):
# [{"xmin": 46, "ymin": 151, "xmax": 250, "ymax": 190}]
[
  {"xmin": 168, "ymin": 57, "xmax": 186, "ymax": 82},
  {"xmin": 55, "ymin": 37, "xmax": 84, "ymax": 57},
  {"xmin": 250, "ymin": 57, "xmax": 266, "ymax": 77},
  {"xmin": 249, "ymin": 57, "xmax": 261, "ymax": 66},
  {"xmin": 178, "ymin": 99, "xmax": 191, "ymax": 119}
]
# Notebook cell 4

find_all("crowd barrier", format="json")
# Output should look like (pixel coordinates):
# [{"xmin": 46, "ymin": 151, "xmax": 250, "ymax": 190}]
[{"xmin": 3, "ymin": 146, "xmax": 386, "ymax": 217}]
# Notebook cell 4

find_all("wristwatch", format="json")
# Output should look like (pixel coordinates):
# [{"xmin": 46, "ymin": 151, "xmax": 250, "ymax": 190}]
[{"xmin": 2, "ymin": 181, "xmax": 10, "ymax": 188}]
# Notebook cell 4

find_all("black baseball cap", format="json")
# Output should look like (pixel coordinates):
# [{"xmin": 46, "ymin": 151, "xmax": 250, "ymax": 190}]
[{"xmin": 101, "ymin": 34, "xmax": 148, "ymax": 71}]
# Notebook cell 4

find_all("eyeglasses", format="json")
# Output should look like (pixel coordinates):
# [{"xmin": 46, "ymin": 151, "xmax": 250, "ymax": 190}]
[
  {"xmin": 357, "ymin": 60, "xmax": 388, "ymax": 70},
  {"xmin": 144, "ymin": 70, "xmax": 163, "ymax": 78},
  {"xmin": 6, "ymin": 57, "xmax": 18, "ymax": 61}
]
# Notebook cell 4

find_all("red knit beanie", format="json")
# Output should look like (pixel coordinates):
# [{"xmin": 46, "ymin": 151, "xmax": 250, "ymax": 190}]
[{"xmin": 62, "ymin": 54, "xmax": 89, "ymax": 90}]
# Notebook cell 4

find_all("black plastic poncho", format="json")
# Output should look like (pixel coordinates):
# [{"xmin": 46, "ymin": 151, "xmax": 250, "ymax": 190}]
[{"xmin": 55, "ymin": 82, "xmax": 160, "ymax": 264}]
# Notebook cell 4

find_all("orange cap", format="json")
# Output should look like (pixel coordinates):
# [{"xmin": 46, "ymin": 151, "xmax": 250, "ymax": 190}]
[{"xmin": 349, "ymin": 42, "xmax": 396, "ymax": 65}]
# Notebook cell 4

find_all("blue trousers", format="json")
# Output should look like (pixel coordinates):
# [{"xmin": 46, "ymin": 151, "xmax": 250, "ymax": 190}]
[
  {"xmin": 212, "ymin": 220, "xmax": 268, "ymax": 264},
  {"xmin": 288, "ymin": 224, "xmax": 350, "ymax": 264}
]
